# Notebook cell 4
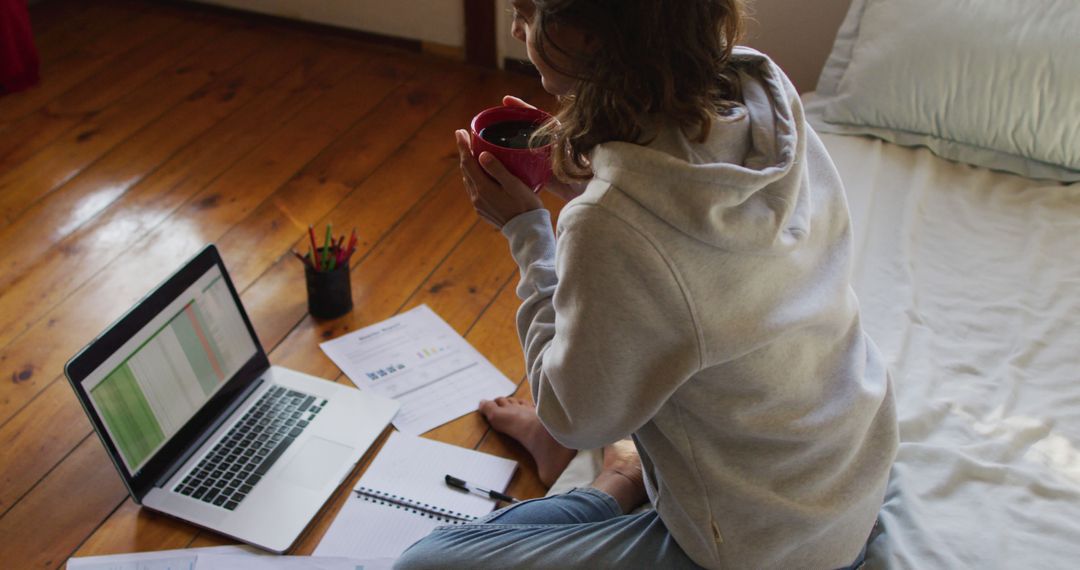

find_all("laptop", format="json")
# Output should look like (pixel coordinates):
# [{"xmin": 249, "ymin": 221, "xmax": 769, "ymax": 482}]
[{"xmin": 64, "ymin": 244, "xmax": 400, "ymax": 552}]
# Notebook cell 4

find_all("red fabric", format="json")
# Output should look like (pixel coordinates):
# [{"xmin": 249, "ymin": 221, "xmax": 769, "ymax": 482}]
[{"xmin": 1, "ymin": 0, "xmax": 40, "ymax": 93}]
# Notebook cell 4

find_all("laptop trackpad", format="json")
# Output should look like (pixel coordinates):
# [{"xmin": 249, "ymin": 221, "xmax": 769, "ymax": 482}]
[{"xmin": 279, "ymin": 437, "xmax": 354, "ymax": 491}]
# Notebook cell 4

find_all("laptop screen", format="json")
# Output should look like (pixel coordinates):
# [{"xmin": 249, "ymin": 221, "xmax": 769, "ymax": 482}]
[{"xmin": 80, "ymin": 264, "xmax": 258, "ymax": 473}]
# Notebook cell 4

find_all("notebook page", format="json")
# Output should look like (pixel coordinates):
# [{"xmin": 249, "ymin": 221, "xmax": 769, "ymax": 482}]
[
  {"xmin": 358, "ymin": 431, "xmax": 518, "ymax": 517},
  {"xmin": 313, "ymin": 489, "xmax": 459, "ymax": 558},
  {"xmin": 313, "ymin": 432, "xmax": 518, "ymax": 559}
]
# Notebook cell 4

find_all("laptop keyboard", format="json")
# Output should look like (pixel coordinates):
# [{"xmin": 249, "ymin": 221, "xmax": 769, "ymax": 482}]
[{"xmin": 172, "ymin": 385, "xmax": 327, "ymax": 511}]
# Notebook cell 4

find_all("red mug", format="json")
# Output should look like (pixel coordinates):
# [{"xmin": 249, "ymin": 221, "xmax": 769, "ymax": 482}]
[{"xmin": 469, "ymin": 106, "xmax": 554, "ymax": 193}]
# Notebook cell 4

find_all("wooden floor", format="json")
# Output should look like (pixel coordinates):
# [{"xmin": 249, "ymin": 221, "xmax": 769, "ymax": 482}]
[{"xmin": 0, "ymin": 1, "xmax": 561, "ymax": 567}]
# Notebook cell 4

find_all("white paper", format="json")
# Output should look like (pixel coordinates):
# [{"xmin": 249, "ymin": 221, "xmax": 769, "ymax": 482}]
[
  {"xmin": 356, "ymin": 432, "xmax": 518, "ymax": 516},
  {"xmin": 320, "ymin": 305, "xmax": 516, "ymax": 434},
  {"xmin": 67, "ymin": 545, "xmax": 259, "ymax": 570},
  {"xmin": 195, "ymin": 554, "xmax": 394, "ymax": 570},
  {"xmin": 314, "ymin": 497, "xmax": 443, "ymax": 560},
  {"xmin": 314, "ymin": 432, "xmax": 517, "ymax": 560}
]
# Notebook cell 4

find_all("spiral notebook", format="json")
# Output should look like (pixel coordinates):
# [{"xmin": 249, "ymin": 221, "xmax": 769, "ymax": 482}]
[{"xmin": 314, "ymin": 431, "xmax": 518, "ymax": 559}]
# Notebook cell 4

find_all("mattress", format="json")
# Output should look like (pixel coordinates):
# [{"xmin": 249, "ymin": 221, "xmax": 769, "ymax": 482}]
[
  {"xmin": 822, "ymin": 131, "xmax": 1080, "ymax": 568},
  {"xmin": 547, "ymin": 129, "xmax": 1080, "ymax": 568}
]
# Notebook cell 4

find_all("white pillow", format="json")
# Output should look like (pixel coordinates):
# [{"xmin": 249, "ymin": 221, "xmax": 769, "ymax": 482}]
[{"xmin": 806, "ymin": 0, "xmax": 1080, "ymax": 182}]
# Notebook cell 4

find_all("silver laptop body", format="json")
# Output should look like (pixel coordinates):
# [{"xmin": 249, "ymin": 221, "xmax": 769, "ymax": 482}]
[{"xmin": 65, "ymin": 244, "xmax": 399, "ymax": 552}]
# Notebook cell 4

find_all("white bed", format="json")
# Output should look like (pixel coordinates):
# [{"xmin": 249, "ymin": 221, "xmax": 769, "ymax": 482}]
[
  {"xmin": 548, "ymin": 113, "xmax": 1080, "ymax": 570},
  {"xmin": 801, "ymin": 1, "xmax": 1080, "ymax": 563},
  {"xmin": 819, "ymin": 129, "xmax": 1080, "ymax": 568}
]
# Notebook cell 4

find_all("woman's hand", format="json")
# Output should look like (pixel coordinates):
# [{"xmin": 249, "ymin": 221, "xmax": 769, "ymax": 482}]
[
  {"xmin": 455, "ymin": 129, "xmax": 544, "ymax": 229},
  {"xmin": 501, "ymin": 95, "xmax": 589, "ymax": 202}
]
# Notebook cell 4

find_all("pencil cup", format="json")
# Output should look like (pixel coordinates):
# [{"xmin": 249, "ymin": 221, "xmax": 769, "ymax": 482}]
[{"xmin": 305, "ymin": 262, "xmax": 353, "ymax": 319}]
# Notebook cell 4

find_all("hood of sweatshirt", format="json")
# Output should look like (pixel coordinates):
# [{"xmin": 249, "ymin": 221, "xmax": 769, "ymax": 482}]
[{"xmin": 588, "ymin": 47, "xmax": 811, "ymax": 253}]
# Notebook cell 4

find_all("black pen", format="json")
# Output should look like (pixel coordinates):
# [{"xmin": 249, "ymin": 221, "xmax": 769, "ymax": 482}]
[{"xmin": 445, "ymin": 474, "xmax": 520, "ymax": 503}]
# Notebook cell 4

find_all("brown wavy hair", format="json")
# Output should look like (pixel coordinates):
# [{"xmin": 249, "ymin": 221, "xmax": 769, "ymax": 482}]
[{"xmin": 530, "ymin": 0, "xmax": 746, "ymax": 180}]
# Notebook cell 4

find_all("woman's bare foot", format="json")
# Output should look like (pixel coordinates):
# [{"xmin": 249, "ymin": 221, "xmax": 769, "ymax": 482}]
[
  {"xmin": 479, "ymin": 397, "xmax": 576, "ymax": 487},
  {"xmin": 591, "ymin": 439, "xmax": 648, "ymax": 514}
]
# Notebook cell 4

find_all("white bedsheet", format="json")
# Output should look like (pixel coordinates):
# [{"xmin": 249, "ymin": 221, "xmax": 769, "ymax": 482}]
[
  {"xmin": 547, "ymin": 131, "xmax": 1080, "ymax": 568},
  {"xmin": 824, "ymin": 132, "xmax": 1080, "ymax": 569}
]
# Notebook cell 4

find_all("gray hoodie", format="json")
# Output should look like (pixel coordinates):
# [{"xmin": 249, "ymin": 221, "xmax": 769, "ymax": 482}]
[{"xmin": 500, "ymin": 47, "xmax": 898, "ymax": 569}]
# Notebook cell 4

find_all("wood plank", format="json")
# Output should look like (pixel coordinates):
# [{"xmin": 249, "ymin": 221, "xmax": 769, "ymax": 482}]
[
  {"xmin": 461, "ymin": 272, "xmax": 532, "ymax": 390},
  {"xmin": 0, "ymin": 34, "xmax": 359, "ymax": 350},
  {"xmin": 27, "ymin": 1, "xmax": 141, "ymax": 66},
  {"xmin": 0, "ymin": 41, "xmax": 382, "ymax": 498},
  {"xmin": 63, "ymin": 86, "xmax": 518, "ymax": 557},
  {"xmin": 415, "ymin": 196, "xmax": 565, "ymax": 498},
  {"xmin": 0, "ymin": 108, "xmax": 83, "ymax": 172},
  {"xmin": 45, "ymin": 11, "xmax": 227, "ymax": 117},
  {"xmin": 0, "ymin": 379, "xmax": 91, "ymax": 516},
  {"xmin": 176, "ymin": 138, "xmax": 521, "ymax": 552},
  {"xmin": 26, "ymin": 0, "xmax": 97, "ymax": 40},
  {"xmin": 0, "ymin": 7, "xmax": 232, "ymax": 173},
  {"xmin": 0, "ymin": 436, "xmax": 128, "ymax": 569},
  {"xmin": 264, "ymin": 165, "xmax": 564, "ymax": 555},
  {"xmin": 215, "ymin": 62, "xmax": 474, "ymax": 292},
  {"xmin": 256, "ymin": 275, "xmax": 541, "ymax": 555},
  {"xmin": 398, "ymin": 224, "xmax": 521, "ymax": 337},
  {"xmin": 4, "ymin": 3, "xmax": 569, "ymax": 562},
  {"xmin": 280, "ymin": 231, "xmax": 518, "ymax": 553},
  {"xmin": 0, "ymin": 2, "xmax": 146, "ymax": 159},
  {"xmin": 26, "ymin": 1, "xmax": 140, "ymax": 68},
  {"xmin": 417, "ymin": 193, "xmax": 567, "ymax": 504},
  {"xmin": 287, "ymin": 272, "xmax": 557, "ymax": 552},
  {"xmin": 0, "ymin": 17, "xmax": 232, "ymax": 221},
  {"xmin": 68, "ymin": 144, "xmax": 561, "ymax": 564},
  {"xmin": 239, "ymin": 70, "xmax": 547, "ymax": 362},
  {"xmin": 0, "ymin": 26, "xmax": 268, "ymax": 297},
  {"xmin": 0, "ymin": 43, "xmax": 403, "ymax": 570},
  {"xmin": 0, "ymin": 5, "xmax": 180, "ymax": 124},
  {"xmin": 461, "ymin": 195, "xmax": 570, "ymax": 505},
  {"xmin": 267, "ymin": 173, "xmax": 481, "ymax": 378},
  {"xmin": 67, "ymin": 498, "xmax": 198, "ymax": 561}
]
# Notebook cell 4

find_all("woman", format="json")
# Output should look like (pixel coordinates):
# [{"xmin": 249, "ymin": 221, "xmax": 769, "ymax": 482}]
[{"xmin": 396, "ymin": 1, "xmax": 897, "ymax": 567}]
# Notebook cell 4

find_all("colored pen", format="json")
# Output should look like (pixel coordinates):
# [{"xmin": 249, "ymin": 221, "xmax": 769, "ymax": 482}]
[
  {"xmin": 327, "ymin": 235, "xmax": 338, "ymax": 271},
  {"xmin": 444, "ymin": 474, "xmax": 520, "ymax": 503},
  {"xmin": 336, "ymin": 235, "xmax": 347, "ymax": 265},
  {"xmin": 308, "ymin": 225, "xmax": 320, "ymax": 270},
  {"xmin": 322, "ymin": 224, "xmax": 332, "ymax": 270},
  {"xmin": 344, "ymin": 230, "xmax": 357, "ymax": 263}
]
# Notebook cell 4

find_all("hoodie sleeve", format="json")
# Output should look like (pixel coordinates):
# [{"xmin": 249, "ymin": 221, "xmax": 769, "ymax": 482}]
[{"xmin": 500, "ymin": 204, "xmax": 702, "ymax": 450}]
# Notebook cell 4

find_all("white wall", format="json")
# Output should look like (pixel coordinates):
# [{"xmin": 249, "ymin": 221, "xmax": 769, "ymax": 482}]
[
  {"xmin": 195, "ymin": 0, "xmax": 465, "ymax": 47},
  {"xmin": 495, "ymin": 0, "xmax": 854, "ymax": 93},
  {"xmin": 743, "ymin": 0, "xmax": 852, "ymax": 92},
  {"xmin": 496, "ymin": 0, "xmax": 528, "ymax": 65},
  {"xmin": 195, "ymin": 0, "xmax": 851, "ymax": 92}
]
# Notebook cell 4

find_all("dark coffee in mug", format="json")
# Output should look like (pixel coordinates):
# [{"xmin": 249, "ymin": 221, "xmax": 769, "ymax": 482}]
[{"xmin": 479, "ymin": 120, "xmax": 550, "ymax": 149}]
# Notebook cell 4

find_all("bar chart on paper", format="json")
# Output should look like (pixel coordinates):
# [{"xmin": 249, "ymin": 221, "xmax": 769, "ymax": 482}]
[
  {"xmin": 320, "ymin": 305, "xmax": 516, "ymax": 434},
  {"xmin": 416, "ymin": 345, "xmax": 449, "ymax": 359}
]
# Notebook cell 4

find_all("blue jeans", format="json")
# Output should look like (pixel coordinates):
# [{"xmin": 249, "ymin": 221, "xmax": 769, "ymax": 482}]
[
  {"xmin": 394, "ymin": 488, "xmax": 701, "ymax": 569},
  {"xmin": 393, "ymin": 488, "xmax": 871, "ymax": 569}
]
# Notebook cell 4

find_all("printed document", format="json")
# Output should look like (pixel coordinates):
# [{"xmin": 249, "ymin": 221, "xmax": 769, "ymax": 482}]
[
  {"xmin": 66, "ymin": 545, "xmax": 260, "ymax": 570},
  {"xmin": 196, "ymin": 553, "xmax": 393, "ymax": 570},
  {"xmin": 67, "ymin": 545, "xmax": 391, "ymax": 570},
  {"xmin": 320, "ymin": 305, "xmax": 516, "ymax": 434}
]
